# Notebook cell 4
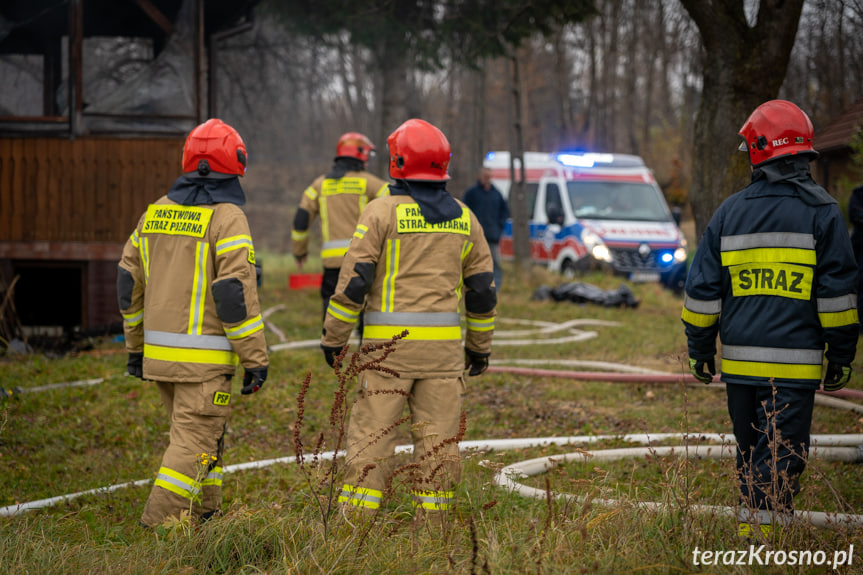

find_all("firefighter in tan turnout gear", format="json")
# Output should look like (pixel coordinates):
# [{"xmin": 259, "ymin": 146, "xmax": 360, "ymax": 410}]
[
  {"xmin": 117, "ymin": 119, "xmax": 269, "ymax": 528},
  {"xmin": 292, "ymin": 132, "xmax": 390, "ymax": 328},
  {"xmin": 321, "ymin": 118, "xmax": 496, "ymax": 522}
]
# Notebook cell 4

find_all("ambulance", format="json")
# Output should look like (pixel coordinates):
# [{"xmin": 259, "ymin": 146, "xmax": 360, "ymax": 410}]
[{"xmin": 484, "ymin": 150, "xmax": 688, "ymax": 289}]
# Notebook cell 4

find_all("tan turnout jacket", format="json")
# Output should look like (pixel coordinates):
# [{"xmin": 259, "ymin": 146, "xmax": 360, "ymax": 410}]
[
  {"xmin": 119, "ymin": 195, "xmax": 268, "ymax": 383},
  {"xmin": 322, "ymin": 194, "xmax": 496, "ymax": 378},
  {"xmin": 292, "ymin": 171, "xmax": 389, "ymax": 268}
]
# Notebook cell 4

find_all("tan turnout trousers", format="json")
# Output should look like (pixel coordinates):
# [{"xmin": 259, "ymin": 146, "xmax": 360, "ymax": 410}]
[
  {"xmin": 339, "ymin": 371, "xmax": 465, "ymax": 514},
  {"xmin": 140, "ymin": 374, "xmax": 232, "ymax": 527}
]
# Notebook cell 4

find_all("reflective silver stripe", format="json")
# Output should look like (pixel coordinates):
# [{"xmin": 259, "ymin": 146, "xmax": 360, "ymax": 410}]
[
  {"xmin": 339, "ymin": 489, "xmax": 382, "ymax": 504},
  {"xmin": 123, "ymin": 310, "xmax": 144, "ymax": 326},
  {"xmin": 215, "ymin": 235, "xmax": 253, "ymax": 255},
  {"xmin": 817, "ymin": 294, "xmax": 857, "ymax": 312},
  {"xmin": 722, "ymin": 345, "xmax": 823, "ymax": 365},
  {"xmin": 145, "ymin": 330, "xmax": 233, "ymax": 351},
  {"xmin": 683, "ymin": 295, "xmax": 721, "ymax": 314},
  {"xmin": 202, "ymin": 468, "xmax": 223, "ymax": 486},
  {"xmin": 322, "ymin": 239, "xmax": 352, "ymax": 251},
  {"xmin": 155, "ymin": 472, "xmax": 200, "ymax": 497},
  {"xmin": 720, "ymin": 232, "xmax": 814, "ymax": 251},
  {"xmin": 364, "ymin": 311, "xmax": 461, "ymax": 326},
  {"xmin": 224, "ymin": 315, "xmax": 264, "ymax": 339}
]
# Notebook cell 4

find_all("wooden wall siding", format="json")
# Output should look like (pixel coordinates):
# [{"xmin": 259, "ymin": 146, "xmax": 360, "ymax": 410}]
[
  {"xmin": 88, "ymin": 259, "xmax": 122, "ymax": 329},
  {"xmin": 0, "ymin": 137, "xmax": 184, "ymax": 243}
]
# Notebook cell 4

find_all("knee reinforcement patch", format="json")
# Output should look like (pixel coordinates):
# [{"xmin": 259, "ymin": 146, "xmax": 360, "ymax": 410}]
[{"xmin": 212, "ymin": 278, "xmax": 247, "ymax": 323}]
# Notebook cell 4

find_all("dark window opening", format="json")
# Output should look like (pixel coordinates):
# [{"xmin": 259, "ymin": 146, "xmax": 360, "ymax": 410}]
[{"xmin": 13, "ymin": 262, "xmax": 84, "ymax": 336}]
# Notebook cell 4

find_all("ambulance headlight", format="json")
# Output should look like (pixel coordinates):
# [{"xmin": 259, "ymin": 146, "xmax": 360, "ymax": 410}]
[
  {"xmin": 673, "ymin": 247, "xmax": 687, "ymax": 263},
  {"xmin": 581, "ymin": 230, "xmax": 612, "ymax": 263}
]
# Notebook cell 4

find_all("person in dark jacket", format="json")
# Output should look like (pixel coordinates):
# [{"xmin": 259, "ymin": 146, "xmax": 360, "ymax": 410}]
[
  {"xmin": 681, "ymin": 100, "xmax": 858, "ymax": 538},
  {"xmin": 463, "ymin": 167, "xmax": 509, "ymax": 291},
  {"xmin": 848, "ymin": 184, "xmax": 863, "ymax": 333}
]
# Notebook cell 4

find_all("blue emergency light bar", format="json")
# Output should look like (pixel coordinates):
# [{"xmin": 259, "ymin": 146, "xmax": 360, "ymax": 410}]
[{"xmin": 554, "ymin": 152, "xmax": 615, "ymax": 168}]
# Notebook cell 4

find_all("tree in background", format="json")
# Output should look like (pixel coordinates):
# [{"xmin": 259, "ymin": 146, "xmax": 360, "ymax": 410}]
[
  {"xmin": 679, "ymin": 0, "xmax": 805, "ymax": 238},
  {"xmin": 262, "ymin": 0, "xmax": 596, "ymax": 271}
]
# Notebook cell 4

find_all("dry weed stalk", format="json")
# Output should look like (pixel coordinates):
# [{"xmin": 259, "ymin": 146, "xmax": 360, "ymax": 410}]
[{"xmin": 291, "ymin": 332, "xmax": 405, "ymax": 536}]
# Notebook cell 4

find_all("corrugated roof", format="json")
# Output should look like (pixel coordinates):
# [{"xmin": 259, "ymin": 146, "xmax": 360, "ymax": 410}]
[{"xmin": 814, "ymin": 98, "xmax": 863, "ymax": 153}]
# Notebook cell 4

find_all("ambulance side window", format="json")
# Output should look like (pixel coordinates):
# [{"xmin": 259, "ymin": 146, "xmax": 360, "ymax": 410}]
[{"xmin": 545, "ymin": 183, "xmax": 564, "ymax": 225}]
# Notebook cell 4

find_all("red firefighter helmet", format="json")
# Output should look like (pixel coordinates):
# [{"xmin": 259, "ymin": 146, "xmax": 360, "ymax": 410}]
[
  {"xmin": 738, "ymin": 100, "xmax": 817, "ymax": 166},
  {"xmin": 387, "ymin": 119, "xmax": 451, "ymax": 181},
  {"xmin": 182, "ymin": 119, "xmax": 247, "ymax": 176},
  {"xmin": 336, "ymin": 132, "xmax": 375, "ymax": 162}
]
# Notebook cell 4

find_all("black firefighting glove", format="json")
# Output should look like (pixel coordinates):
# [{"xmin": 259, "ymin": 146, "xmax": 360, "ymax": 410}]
[
  {"xmin": 823, "ymin": 362, "xmax": 852, "ymax": 392},
  {"xmin": 465, "ymin": 348, "xmax": 490, "ymax": 376},
  {"xmin": 689, "ymin": 357, "xmax": 715, "ymax": 384},
  {"xmin": 241, "ymin": 366, "xmax": 267, "ymax": 395},
  {"xmin": 322, "ymin": 345, "xmax": 342, "ymax": 368},
  {"xmin": 127, "ymin": 352, "xmax": 144, "ymax": 379}
]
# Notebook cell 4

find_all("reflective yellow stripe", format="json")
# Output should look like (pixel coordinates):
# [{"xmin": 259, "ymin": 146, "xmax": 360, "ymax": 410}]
[
  {"xmin": 202, "ymin": 466, "xmax": 223, "ymax": 487},
  {"xmin": 140, "ymin": 237, "xmax": 150, "ymax": 282},
  {"xmin": 321, "ymin": 246, "xmax": 349, "ymax": 259},
  {"xmin": 411, "ymin": 489, "xmax": 454, "ymax": 510},
  {"xmin": 353, "ymin": 224, "xmax": 368, "ymax": 240},
  {"xmin": 376, "ymin": 183, "xmax": 390, "ymax": 198},
  {"xmin": 215, "ymin": 234, "xmax": 253, "ymax": 255},
  {"xmin": 224, "ymin": 315, "xmax": 264, "ymax": 339},
  {"xmin": 721, "ymin": 359, "xmax": 822, "ymax": 380},
  {"xmin": 130, "ymin": 229, "xmax": 140, "ymax": 248},
  {"xmin": 681, "ymin": 307, "xmax": 719, "ymax": 327},
  {"xmin": 188, "ymin": 242, "xmax": 209, "ymax": 335},
  {"xmin": 303, "ymin": 186, "xmax": 318, "ymax": 200},
  {"xmin": 467, "ymin": 317, "xmax": 494, "ymax": 332},
  {"xmin": 381, "ymin": 239, "xmax": 400, "ymax": 312},
  {"xmin": 738, "ymin": 523, "xmax": 774, "ymax": 538},
  {"xmin": 363, "ymin": 325, "xmax": 461, "ymax": 341},
  {"xmin": 327, "ymin": 300, "xmax": 360, "ymax": 324},
  {"xmin": 721, "ymin": 247, "xmax": 816, "ymax": 267},
  {"xmin": 320, "ymin": 195, "xmax": 330, "ymax": 243},
  {"xmin": 457, "ymin": 240, "xmax": 474, "ymax": 300},
  {"xmin": 154, "ymin": 466, "xmax": 200, "ymax": 500},
  {"xmin": 144, "ymin": 343, "xmax": 239, "ymax": 366},
  {"xmin": 819, "ymin": 309, "xmax": 859, "ymax": 328},
  {"xmin": 123, "ymin": 309, "xmax": 144, "ymax": 327},
  {"xmin": 338, "ymin": 484, "xmax": 382, "ymax": 509},
  {"xmin": 292, "ymin": 229, "xmax": 308, "ymax": 241}
]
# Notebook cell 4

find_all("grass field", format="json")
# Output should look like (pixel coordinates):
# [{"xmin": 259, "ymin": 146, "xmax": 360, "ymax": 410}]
[{"xmin": 1, "ymin": 253, "xmax": 862, "ymax": 574}]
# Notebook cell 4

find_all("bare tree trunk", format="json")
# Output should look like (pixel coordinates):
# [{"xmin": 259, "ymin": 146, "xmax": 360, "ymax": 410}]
[
  {"xmin": 506, "ymin": 51, "xmax": 531, "ymax": 279},
  {"xmin": 680, "ymin": 0, "xmax": 805, "ymax": 238}
]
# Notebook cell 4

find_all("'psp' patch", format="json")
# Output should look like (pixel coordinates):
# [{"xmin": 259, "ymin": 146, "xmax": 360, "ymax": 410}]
[{"xmin": 213, "ymin": 391, "xmax": 231, "ymax": 406}]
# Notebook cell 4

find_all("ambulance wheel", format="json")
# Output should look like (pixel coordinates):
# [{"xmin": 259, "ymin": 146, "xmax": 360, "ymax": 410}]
[{"xmin": 561, "ymin": 258, "xmax": 579, "ymax": 279}]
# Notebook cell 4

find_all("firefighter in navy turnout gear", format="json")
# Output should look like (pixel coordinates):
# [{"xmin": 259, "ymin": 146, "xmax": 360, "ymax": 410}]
[
  {"xmin": 321, "ymin": 119, "xmax": 496, "ymax": 524},
  {"xmin": 291, "ymin": 132, "xmax": 390, "ymax": 335},
  {"xmin": 118, "ymin": 119, "xmax": 269, "ymax": 528},
  {"xmin": 682, "ymin": 100, "xmax": 858, "ymax": 536}
]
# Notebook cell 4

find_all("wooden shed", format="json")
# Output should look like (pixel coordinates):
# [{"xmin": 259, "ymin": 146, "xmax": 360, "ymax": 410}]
[
  {"xmin": 0, "ymin": 0, "xmax": 257, "ymax": 342},
  {"xmin": 813, "ymin": 98, "xmax": 863, "ymax": 198}
]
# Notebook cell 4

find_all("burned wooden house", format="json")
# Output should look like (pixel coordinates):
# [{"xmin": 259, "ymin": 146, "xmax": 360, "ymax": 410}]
[{"xmin": 0, "ymin": 0, "xmax": 257, "ymax": 344}]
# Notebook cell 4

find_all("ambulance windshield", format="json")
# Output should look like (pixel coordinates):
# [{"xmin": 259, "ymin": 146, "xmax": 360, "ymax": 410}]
[{"xmin": 567, "ymin": 181, "xmax": 671, "ymax": 222}]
